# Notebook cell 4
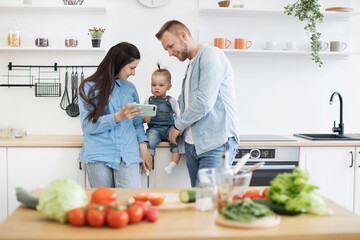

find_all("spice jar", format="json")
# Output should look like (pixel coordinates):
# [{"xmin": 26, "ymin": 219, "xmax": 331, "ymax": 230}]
[{"xmin": 8, "ymin": 21, "xmax": 21, "ymax": 47}]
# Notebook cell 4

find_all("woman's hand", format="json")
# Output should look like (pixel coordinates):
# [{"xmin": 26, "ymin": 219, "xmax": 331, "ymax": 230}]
[
  {"xmin": 114, "ymin": 102, "xmax": 142, "ymax": 122},
  {"xmin": 143, "ymin": 116, "xmax": 152, "ymax": 123},
  {"xmin": 139, "ymin": 142, "xmax": 152, "ymax": 172}
]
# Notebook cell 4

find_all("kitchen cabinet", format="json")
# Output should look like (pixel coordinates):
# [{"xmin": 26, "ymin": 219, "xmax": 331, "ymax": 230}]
[
  {"xmin": 299, "ymin": 147, "xmax": 355, "ymax": 212},
  {"xmin": 355, "ymin": 148, "xmax": 360, "ymax": 215},
  {"xmin": 148, "ymin": 147, "xmax": 191, "ymax": 188},
  {"xmin": 0, "ymin": 147, "xmax": 7, "ymax": 224},
  {"xmin": 7, "ymin": 147, "xmax": 85, "ymax": 216}
]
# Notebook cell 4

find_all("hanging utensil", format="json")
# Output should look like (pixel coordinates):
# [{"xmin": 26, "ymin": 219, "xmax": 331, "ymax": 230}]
[
  {"xmin": 66, "ymin": 67, "xmax": 79, "ymax": 117},
  {"xmin": 59, "ymin": 68, "xmax": 70, "ymax": 110}
]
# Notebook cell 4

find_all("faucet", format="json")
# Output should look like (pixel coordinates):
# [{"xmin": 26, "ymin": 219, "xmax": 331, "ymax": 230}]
[{"xmin": 329, "ymin": 91, "xmax": 344, "ymax": 135}]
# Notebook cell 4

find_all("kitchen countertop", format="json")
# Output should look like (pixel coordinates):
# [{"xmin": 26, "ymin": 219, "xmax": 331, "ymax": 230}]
[
  {"xmin": 0, "ymin": 188, "xmax": 359, "ymax": 240},
  {"xmin": 1, "ymin": 134, "xmax": 360, "ymax": 147}
]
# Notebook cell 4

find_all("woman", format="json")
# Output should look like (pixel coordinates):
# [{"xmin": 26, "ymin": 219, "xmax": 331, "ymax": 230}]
[{"xmin": 78, "ymin": 42, "xmax": 152, "ymax": 188}]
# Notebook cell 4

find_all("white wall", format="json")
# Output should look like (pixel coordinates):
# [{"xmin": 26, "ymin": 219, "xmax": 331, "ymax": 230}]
[{"xmin": 0, "ymin": 0, "xmax": 359, "ymax": 135}]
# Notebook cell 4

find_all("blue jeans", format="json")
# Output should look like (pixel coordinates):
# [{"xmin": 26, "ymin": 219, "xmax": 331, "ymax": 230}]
[
  {"xmin": 185, "ymin": 137, "xmax": 238, "ymax": 187},
  {"xmin": 86, "ymin": 160, "xmax": 140, "ymax": 188},
  {"xmin": 146, "ymin": 126, "xmax": 179, "ymax": 155}
]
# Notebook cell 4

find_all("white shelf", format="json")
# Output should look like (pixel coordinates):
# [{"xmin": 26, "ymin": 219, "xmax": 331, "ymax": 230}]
[
  {"xmin": 0, "ymin": 4, "xmax": 106, "ymax": 14},
  {"xmin": 0, "ymin": 47, "xmax": 106, "ymax": 54},
  {"xmin": 199, "ymin": 8, "xmax": 360, "ymax": 20},
  {"xmin": 221, "ymin": 49, "xmax": 353, "ymax": 59}
]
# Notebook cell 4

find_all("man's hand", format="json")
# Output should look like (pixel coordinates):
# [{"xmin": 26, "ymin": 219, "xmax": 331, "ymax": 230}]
[{"xmin": 169, "ymin": 127, "xmax": 181, "ymax": 145}]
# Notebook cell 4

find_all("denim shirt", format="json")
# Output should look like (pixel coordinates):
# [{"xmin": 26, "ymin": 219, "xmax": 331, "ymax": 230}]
[
  {"xmin": 176, "ymin": 45, "xmax": 239, "ymax": 155},
  {"xmin": 78, "ymin": 78, "xmax": 148, "ymax": 170}
]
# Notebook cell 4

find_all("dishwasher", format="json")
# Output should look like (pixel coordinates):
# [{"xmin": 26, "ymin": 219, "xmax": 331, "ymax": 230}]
[{"xmin": 233, "ymin": 147, "xmax": 300, "ymax": 186}]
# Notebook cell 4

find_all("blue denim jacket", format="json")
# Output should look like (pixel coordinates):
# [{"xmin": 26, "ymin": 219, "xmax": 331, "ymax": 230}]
[
  {"xmin": 176, "ymin": 45, "xmax": 239, "ymax": 155},
  {"xmin": 78, "ymin": 78, "xmax": 148, "ymax": 170}
]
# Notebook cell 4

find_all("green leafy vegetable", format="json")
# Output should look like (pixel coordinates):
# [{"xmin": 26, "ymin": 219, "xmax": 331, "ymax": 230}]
[
  {"xmin": 36, "ymin": 179, "xmax": 88, "ymax": 223},
  {"xmin": 267, "ymin": 168, "xmax": 333, "ymax": 215},
  {"xmin": 220, "ymin": 198, "xmax": 274, "ymax": 223}
]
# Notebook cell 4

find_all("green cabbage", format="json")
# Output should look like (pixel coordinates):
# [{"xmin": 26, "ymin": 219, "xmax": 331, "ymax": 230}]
[
  {"xmin": 36, "ymin": 179, "xmax": 88, "ymax": 223},
  {"xmin": 267, "ymin": 168, "xmax": 333, "ymax": 215}
]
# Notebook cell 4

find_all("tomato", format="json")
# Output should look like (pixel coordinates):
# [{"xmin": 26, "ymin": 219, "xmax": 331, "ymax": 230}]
[
  {"xmin": 232, "ymin": 194, "xmax": 243, "ymax": 203},
  {"xmin": 242, "ymin": 189, "xmax": 263, "ymax": 199},
  {"xmin": 132, "ymin": 201, "xmax": 148, "ymax": 219},
  {"xmin": 127, "ymin": 204, "xmax": 144, "ymax": 224},
  {"xmin": 86, "ymin": 208, "xmax": 106, "ymax": 228},
  {"xmin": 262, "ymin": 187, "xmax": 271, "ymax": 198},
  {"xmin": 148, "ymin": 195, "xmax": 165, "ymax": 206},
  {"xmin": 67, "ymin": 208, "xmax": 86, "ymax": 227},
  {"xmin": 132, "ymin": 193, "xmax": 149, "ymax": 202},
  {"xmin": 107, "ymin": 209, "xmax": 129, "ymax": 228},
  {"xmin": 145, "ymin": 208, "xmax": 159, "ymax": 222},
  {"xmin": 91, "ymin": 187, "xmax": 117, "ymax": 206}
]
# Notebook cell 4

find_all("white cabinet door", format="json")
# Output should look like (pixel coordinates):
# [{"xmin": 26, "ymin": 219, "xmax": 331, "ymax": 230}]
[
  {"xmin": 7, "ymin": 147, "xmax": 85, "ymax": 215},
  {"xmin": 149, "ymin": 148, "xmax": 191, "ymax": 188},
  {"xmin": 0, "ymin": 147, "xmax": 7, "ymax": 224},
  {"xmin": 355, "ymin": 148, "xmax": 360, "ymax": 215},
  {"xmin": 300, "ymin": 147, "xmax": 355, "ymax": 212}
]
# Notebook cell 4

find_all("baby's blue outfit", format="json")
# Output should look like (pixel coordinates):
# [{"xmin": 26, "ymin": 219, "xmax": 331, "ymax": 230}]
[{"xmin": 146, "ymin": 95, "xmax": 179, "ymax": 155}]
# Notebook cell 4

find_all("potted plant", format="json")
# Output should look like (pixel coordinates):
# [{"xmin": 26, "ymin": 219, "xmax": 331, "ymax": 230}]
[
  {"xmin": 284, "ymin": 0, "xmax": 324, "ymax": 67},
  {"xmin": 88, "ymin": 27, "xmax": 105, "ymax": 48}
]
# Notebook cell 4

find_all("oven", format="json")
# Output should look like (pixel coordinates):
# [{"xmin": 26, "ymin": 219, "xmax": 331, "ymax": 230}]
[{"xmin": 232, "ymin": 147, "xmax": 300, "ymax": 186}]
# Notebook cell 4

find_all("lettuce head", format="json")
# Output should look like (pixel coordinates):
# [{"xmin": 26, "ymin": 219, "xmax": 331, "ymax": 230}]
[{"xmin": 36, "ymin": 179, "xmax": 88, "ymax": 223}]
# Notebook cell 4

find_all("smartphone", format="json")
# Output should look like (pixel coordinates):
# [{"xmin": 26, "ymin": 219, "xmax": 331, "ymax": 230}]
[{"xmin": 129, "ymin": 104, "xmax": 157, "ymax": 116}]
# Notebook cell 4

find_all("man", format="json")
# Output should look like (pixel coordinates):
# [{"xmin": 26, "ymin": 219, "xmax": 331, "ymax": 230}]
[{"xmin": 155, "ymin": 20, "xmax": 239, "ymax": 187}]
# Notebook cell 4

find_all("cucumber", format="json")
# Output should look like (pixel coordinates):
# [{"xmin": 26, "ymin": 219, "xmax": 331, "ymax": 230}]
[
  {"xmin": 16, "ymin": 187, "xmax": 39, "ymax": 209},
  {"xmin": 252, "ymin": 198, "xmax": 302, "ymax": 216},
  {"xmin": 179, "ymin": 190, "xmax": 196, "ymax": 203}
]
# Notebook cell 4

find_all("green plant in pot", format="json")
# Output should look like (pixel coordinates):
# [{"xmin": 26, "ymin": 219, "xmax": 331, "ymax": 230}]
[
  {"xmin": 88, "ymin": 27, "xmax": 105, "ymax": 48},
  {"xmin": 284, "ymin": 0, "xmax": 324, "ymax": 67}
]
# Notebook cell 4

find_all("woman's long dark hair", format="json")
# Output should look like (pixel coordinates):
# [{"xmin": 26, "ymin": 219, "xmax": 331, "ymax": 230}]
[{"xmin": 79, "ymin": 42, "xmax": 140, "ymax": 123}]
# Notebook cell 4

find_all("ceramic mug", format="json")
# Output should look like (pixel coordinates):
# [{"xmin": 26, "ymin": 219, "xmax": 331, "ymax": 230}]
[
  {"xmin": 235, "ymin": 38, "xmax": 252, "ymax": 49},
  {"xmin": 315, "ymin": 41, "xmax": 329, "ymax": 51},
  {"xmin": 214, "ymin": 38, "xmax": 231, "ymax": 49},
  {"xmin": 330, "ymin": 41, "xmax": 347, "ymax": 52},
  {"xmin": 265, "ymin": 41, "xmax": 279, "ymax": 50},
  {"xmin": 285, "ymin": 42, "xmax": 297, "ymax": 50}
]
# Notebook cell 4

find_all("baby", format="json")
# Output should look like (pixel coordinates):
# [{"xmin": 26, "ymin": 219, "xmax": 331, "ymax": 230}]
[{"xmin": 143, "ymin": 64, "xmax": 180, "ymax": 174}]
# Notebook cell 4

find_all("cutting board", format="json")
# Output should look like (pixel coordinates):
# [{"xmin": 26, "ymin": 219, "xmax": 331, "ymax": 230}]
[
  {"xmin": 130, "ymin": 193, "xmax": 195, "ymax": 211},
  {"xmin": 325, "ymin": 7, "xmax": 354, "ymax": 12},
  {"xmin": 215, "ymin": 214, "xmax": 281, "ymax": 229}
]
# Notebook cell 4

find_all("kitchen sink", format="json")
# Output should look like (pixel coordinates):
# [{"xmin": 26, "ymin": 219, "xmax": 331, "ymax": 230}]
[{"xmin": 294, "ymin": 133, "xmax": 360, "ymax": 141}]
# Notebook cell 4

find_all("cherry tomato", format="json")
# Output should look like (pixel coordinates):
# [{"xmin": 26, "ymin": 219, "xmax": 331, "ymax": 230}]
[
  {"xmin": 107, "ymin": 209, "xmax": 129, "ymax": 228},
  {"xmin": 148, "ymin": 195, "xmax": 165, "ymax": 206},
  {"xmin": 232, "ymin": 194, "xmax": 243, "ymax": 203},
  {"xmin": 86, "ymin": 208, "xmax": 106, "ymax": 228},
  {"xmin": 91, "ymin": 188, "xmax": 117, "ymax": 206},
  {"xmin": 243, "ymin": 189, "xmax": 263, "ymax": 199},
  {"xmin": 127, "ymin": 204, "xmax": 144, "ymax": 224},
  {"xmin": 132, "ymin": 201, "xmax": 148, "ymax": 219},
  {"xmin": 145, "ymin": 208, "xmax": 159, "ymax": 222},
  {"xmin": 67, "ymin": 208, "xmax": 86, "ymax": 227},
  {"xmin": 132, "ymin": 193, "xmax": 149, "ymax": 202}
]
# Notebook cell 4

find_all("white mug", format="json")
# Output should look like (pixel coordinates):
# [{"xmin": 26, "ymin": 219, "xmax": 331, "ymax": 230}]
[
  {"xmin": 315, "ymin": 41, "xmax": 329, "ymax": 51},
  {"xmin": 330, "ymin": 41, "xmax": 347, "ymax": 52},
  {"xmin": 285, "ymin": 42, "xmax": 297, "ymax": 50},
  {"xmin": 265, "ymin": 41, "xmax": 278, "ymax": 50}
]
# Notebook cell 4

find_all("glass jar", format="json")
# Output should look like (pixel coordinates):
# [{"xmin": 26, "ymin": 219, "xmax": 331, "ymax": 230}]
[{"xmin": 8, "ymin": 21, "xmax": 21, "ymax": 47}]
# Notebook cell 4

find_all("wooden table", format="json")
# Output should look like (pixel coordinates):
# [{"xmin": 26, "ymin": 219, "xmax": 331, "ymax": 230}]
[{"xmin": 0, "ymin": 188, "xmax": 360, "ymax": 240}]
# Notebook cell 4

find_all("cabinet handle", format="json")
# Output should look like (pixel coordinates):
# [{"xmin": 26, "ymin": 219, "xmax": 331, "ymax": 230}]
[
  {"xmin": 79, "ymin": 162, "xmax": 82, "ymax": 170},
  {"xmin": 349, "ymin": 151, "xmax": 354, "ymax": 168},
  {"xmin": 358, "ymin": 152, "xmax": 360, "ymax": 168}
]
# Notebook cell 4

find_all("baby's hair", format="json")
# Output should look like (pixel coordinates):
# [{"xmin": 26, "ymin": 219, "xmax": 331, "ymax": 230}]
[{"xmin": 152, "ymin": 63, "xmax": 171, "ymax": 84}]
